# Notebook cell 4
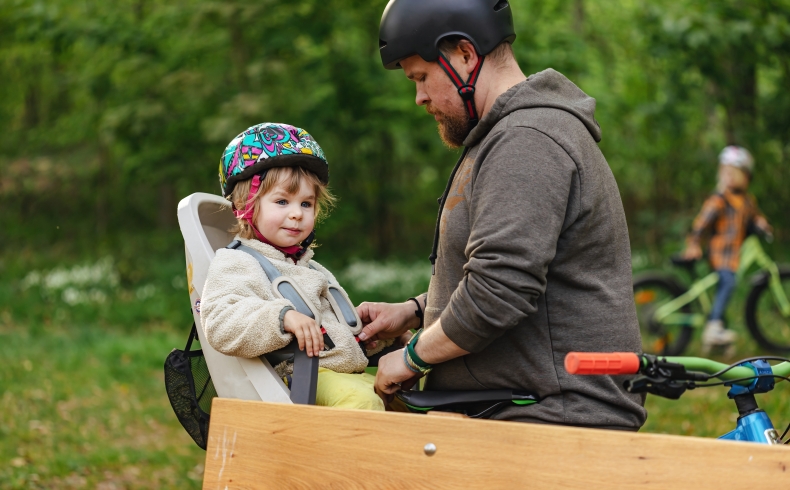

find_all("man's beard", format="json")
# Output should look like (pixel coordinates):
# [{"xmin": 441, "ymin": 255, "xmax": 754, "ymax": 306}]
[{"xmin": 431, "ymin": 106, "xmax": 471, "ymax": 149}]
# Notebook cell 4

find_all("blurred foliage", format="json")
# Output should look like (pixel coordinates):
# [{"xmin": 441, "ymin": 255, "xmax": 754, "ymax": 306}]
[{"xmin": 0, "ymin": 0, "xmax": 789, "ymax": 264}]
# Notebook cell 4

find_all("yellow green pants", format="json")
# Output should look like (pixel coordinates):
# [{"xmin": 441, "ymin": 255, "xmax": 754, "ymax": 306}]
[{"xmin": 313, "ymin": 367, "xmax": 384, "ymax": 411}]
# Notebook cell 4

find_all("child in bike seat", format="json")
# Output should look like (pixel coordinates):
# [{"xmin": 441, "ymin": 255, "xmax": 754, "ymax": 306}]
[
  {"xmin": 682, "ymin": 146, "xmax": 773, "ymax": 349},
  {"xmin": 201, "ymin": 122, "xmax": 392, "ymax": 410}
]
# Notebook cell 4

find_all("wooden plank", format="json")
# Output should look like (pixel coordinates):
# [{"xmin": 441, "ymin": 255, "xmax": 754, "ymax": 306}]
[{"xmin": 203, "ymin": 398, "xmax": 790, "ymax": 489}]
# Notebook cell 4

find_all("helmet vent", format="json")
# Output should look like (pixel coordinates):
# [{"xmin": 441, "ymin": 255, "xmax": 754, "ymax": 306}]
[
  {"xmin": 493, "ymin": 1, "xmax": 509, "ymax": 12},
  {"xmin": 379, "ymin": 39, "xmax": 387, "ymax": 49}
]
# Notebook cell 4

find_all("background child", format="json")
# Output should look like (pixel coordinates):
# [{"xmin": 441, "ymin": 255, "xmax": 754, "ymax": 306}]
[
  {"xmin": 683, "ymin": 146, "xmax": 773, "ymax": 349},
  {"xmin": 201, "ymin": 122, "xmax": 388, "ymax": 410}
]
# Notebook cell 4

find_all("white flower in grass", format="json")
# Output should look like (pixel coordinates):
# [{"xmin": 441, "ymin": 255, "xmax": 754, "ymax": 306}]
[
  {"xmin": 341, "ymin": 261, "xmax": 430, "ymax": 299},
  {"xmin": 25, "ymin": 257, "xmax": 120, "ymax": 304},
  {"xmin": 136, "ymin": 284, "xmax": 157, "ymax": 300}
]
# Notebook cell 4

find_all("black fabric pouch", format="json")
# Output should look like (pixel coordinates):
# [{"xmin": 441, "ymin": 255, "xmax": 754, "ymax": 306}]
[{"xmin": 164, "ymin": 323, "xmax": 217, "ymax": 450}]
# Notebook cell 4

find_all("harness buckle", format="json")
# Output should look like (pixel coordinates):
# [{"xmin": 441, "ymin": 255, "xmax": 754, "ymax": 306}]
[{"xmin": 458, "ymin": 85, "xmax": 475, "ymax": 100}]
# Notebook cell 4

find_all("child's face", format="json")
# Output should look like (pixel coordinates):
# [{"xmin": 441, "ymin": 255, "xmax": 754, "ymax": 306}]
[
  {"xmin": 718, "ymin": 165, "xmax": 749, "ymax": 193},
  {"xmin": 255, "ymin": 176, "xmax": 316, "ymax": 248}
]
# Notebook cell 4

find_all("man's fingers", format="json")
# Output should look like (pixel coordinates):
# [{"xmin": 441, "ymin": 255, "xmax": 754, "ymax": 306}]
[
  {"xmin": 356, "ymin": 302, "xmax": 377, "ymax": 323},
  {"xmin": 358, "ymin": 319, "xmax": 385, "ymax": 342},
  {"xmin": 381, "ymin": 382, "xmax": 402, "ymax": 395}
]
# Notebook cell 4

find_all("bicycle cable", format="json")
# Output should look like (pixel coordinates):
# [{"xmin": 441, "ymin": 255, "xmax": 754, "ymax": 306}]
[
  {"xmin": 652, "ymin": 358, "xmax": 790, "ymax": 443},
  {"xmin": 689, "ymin": 372, "xmax": 790, "ymax": 444},
  {"xmin": 704, "ymin": 356, "xmax": 790, "ymax": 380},
  {"xmin": 690, "ymin": 373, "xmax": 790, "ymax": 388},
  {"xmin": 779, "ymin": 421, "xmax": 790, "ymax": 444}
]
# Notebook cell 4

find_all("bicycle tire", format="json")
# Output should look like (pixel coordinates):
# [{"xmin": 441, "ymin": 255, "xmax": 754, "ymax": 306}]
[
  {"xmin": 633, "ymin": 273, "xmax": 694, "ymax": 356},
  {"xmin": 745, "ymin": 269, "xmax": 790, "ymax": 353}
]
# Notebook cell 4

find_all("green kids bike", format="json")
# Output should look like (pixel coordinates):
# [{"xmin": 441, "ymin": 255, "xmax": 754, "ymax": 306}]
[{"xmin": 633, "ymin": 235, "xmax": 790, "ymax": 356}]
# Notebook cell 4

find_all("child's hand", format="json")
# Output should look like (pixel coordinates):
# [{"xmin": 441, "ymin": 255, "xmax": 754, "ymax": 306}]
[
  {"xmin": 755, "ymin": 216, "xmax": 774, "ymax": 235},
  {"xmin": 683, "ymin": 243, "xmax": 702, "ymax": 260},
  {"xmin": 283, "ymin": 310, "xmax": 324, "ymax": 357}
]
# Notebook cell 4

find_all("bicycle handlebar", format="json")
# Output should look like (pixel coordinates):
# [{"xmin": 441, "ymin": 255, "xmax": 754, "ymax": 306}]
[
  {"xmin": 565, "ymin": 352, "xmax": 790, "ymax": 385},
  {"xmin": 564, "ymin": 352, "xmax": 641, "ymax": 375}
]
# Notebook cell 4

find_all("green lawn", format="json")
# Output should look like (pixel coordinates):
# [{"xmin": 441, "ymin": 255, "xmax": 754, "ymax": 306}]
[
  {"xmin": 2, "ymin": 253, "xmax": 790, "ymax": 488},
  {"xmin": 0, "ymin": 321, "xmax": 204, "ymax": 489}
]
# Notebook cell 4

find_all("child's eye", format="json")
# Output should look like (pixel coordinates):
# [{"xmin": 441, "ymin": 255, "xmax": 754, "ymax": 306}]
[
  {"xmin": 301, "ymin": 202, "xmax": 312, "ymax": 208},
  {"xmin": 276, "ymin": 199, "xmax": 287, "ymax": 205}
]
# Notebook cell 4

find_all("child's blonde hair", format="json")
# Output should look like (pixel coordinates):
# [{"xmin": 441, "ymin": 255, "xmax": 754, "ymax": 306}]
[{"xmin": 229, "ymin": 166, "xmax": 335, "ymax": 240}]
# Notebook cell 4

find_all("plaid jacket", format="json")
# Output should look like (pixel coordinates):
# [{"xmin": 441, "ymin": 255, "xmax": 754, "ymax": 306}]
[{"xmin": 687, "ymin": 190, "xmax": 766, "ymax": 272}]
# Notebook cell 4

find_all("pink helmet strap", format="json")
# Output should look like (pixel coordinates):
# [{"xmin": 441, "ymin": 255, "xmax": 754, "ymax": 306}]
[
  {"xmin": 233, "ymin": 174, "xmax": 263, "ymax": 221},
  {"xmin": 232, "ymin": 172, "xmax": 308, "ymax": 258},
  {"xmin": 232, "ymin": 173, "xmax": 270, "ymax": 243}
]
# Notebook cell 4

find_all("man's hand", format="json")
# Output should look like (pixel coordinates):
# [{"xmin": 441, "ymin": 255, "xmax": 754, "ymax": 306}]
[
  {"xmin": 356, "ymin": 301, "xmax": 421, "ymax": 342},
  {"xmin": 282, "ymin": 310, "xmax": 323, "ymax": 357},
  {"xmin": 374, "ymin": 348, "xmax": 422, "ymax": 404}
]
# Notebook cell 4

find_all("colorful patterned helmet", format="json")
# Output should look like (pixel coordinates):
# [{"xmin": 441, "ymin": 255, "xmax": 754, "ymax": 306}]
[
  {"xmin": 718, "ymin": 146, "xmax": 754, "ymax": 174},
  {"xmin": 219, "ymin": 123, "xmax": 328, "ymax": 197}
]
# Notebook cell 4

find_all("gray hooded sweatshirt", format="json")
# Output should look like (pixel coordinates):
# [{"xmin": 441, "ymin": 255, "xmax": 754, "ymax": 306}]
[{"xmin": 423, "ymin": 68, "xmax": 646, "ymax": 429}]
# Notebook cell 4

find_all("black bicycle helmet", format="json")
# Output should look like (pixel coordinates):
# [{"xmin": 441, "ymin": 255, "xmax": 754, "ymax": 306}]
[
  {"xmin": 379, "ymin": 0, "xmax": 515, "ymax": 70},
  {"xmin": 379, "ymin": 0, "xmax": 515, "ymax": 126}
]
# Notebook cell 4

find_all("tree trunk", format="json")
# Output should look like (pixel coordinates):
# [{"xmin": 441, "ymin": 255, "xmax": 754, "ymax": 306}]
[
  {"xmin": 573, "ymin": 0, "xmax": 585, "ymax": 35},
  {"xmin": 158, "ymin": 183, "xmax": 176, "ymax": 230},
  {"xmin": 722, "ymin": 56, "xmax": 757, "ymax": 148},
  {"xmin": 228, "ymin": 7, "xmax": 249, "ymax": 91}
]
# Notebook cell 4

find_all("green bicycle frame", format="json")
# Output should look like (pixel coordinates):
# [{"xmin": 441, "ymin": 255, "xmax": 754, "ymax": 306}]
[
  {"xmin": 660, "ymin": 356, "xmax": 790, "ymax": 384},
  {"xmin": 653, "ymin": 236, "xmax": 790, "ymax": 327}
]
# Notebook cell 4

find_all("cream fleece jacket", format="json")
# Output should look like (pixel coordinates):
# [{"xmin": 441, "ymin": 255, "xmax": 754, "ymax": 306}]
[{"xmin": 201, "ymin": 237, "xmax": 381, "ymax": 376}]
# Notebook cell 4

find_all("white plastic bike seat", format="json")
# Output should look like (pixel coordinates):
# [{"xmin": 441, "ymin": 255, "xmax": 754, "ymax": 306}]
[{"xmin": 177, "ymin": 192, "xmax": 292, "ymax": 404}]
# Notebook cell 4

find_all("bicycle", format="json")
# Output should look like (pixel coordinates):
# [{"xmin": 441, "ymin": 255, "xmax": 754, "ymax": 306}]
[
  {"xmin": 632, "ymin": 235, "xmax": 790, "ymax": 356},
  {"xmin": 565, "ymin": 351, "xmax": 790, "ymax": 444}
]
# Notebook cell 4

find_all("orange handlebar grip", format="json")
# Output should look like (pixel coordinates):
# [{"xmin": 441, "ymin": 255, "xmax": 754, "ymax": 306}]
[{"xmin": 564, "ymin": 352, "xmax": 641, "ymax": 375}]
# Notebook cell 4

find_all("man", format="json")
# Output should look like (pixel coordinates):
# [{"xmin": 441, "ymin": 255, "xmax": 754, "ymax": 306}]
[{"xmin": 360, "ymin": 0, "xmax": 646, "ymax": 429}]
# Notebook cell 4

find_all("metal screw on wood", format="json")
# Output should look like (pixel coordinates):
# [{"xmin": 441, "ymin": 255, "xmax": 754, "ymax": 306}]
[{"xmin": 423, "ymin": 443, "xmax": 437, "ymax": 456}]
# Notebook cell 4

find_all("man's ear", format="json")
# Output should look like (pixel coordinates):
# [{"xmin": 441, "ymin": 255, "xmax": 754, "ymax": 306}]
[{"xmin": 455, "ymin": 39, "xmax": 480, "ymax": 75}]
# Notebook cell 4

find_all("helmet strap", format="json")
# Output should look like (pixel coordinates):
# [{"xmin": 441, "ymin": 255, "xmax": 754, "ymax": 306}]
[{"xmin": 437, "ymin": 51, "xmax": 485, "ymax": 128}]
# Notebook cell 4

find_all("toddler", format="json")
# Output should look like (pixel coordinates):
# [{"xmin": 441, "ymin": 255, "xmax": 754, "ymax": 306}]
[
  {"xmin": 201, "ymin": 122, "xmax": 387, "ymax": 410},
  {"xmin": 683, "ymin": 146, "xmax": 773, "ymax": 349}
]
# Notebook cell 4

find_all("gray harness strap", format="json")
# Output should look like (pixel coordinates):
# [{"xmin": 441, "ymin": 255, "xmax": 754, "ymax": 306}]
[
  {"xmin": 226, "ymin": 239, "xmax": 362, "ymax": 352},
  {"xmin": 226, "ymin": 240, "xmax": 321, "ymax": 404},
  {"xmin": 230, "ymin": 241, "xmax": 316, "ymax": 320},
  {"xmin": 309, "ymin": 262, "xmax": 358, "ymax": 328}
]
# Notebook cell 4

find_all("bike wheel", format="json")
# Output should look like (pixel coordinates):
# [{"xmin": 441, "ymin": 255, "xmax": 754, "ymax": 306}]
[
  {"xmin": 633, "ymin": 273, "xmax": 694, "ymax": 356},
  {"xmin": 745, "ymin": 270, "xmax": 790, "ymax": 353}
]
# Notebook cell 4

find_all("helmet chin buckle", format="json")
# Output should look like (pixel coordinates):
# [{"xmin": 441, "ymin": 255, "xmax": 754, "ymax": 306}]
[
  {"xmin": 458, "ymin": 85, "xmax": 475, "ymax": 100},
  {"xmin": 437, "ymin": 52, "xmax": 485, "ymax": 127}
]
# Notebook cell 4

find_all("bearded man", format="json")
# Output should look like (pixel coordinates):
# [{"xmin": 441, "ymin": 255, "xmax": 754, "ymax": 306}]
[{"xmin": 358, "ymin": 0, "xmax": 646, "ymax": 430}]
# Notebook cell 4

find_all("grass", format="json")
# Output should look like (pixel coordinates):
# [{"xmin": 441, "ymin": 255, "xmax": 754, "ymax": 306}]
[
  {"xmin": 0, "ymin": 322, "xmax": 205, "ymax": 489},
  {"xmin": 2, "ymin": 249, "xmax": 790, "ymax": 488}
]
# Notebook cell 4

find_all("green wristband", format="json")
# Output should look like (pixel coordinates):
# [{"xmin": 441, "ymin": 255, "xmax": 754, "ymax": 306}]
[{"xmin": 406, "ymin": 329, "xmax": 431, "ymax": 369}]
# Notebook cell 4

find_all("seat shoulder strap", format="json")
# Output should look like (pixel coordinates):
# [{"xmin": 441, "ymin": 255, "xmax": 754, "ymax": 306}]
[
  {"xmin": 226, "ymin": 240, "xmax": 282, "ymax": 282},
  {"xmin": 308, "ymin": 261, "xmax": 360, "ymax": 330},
  {"xmin": 227, "ymin": 241, "xmax": 316, "ymax": 320}
]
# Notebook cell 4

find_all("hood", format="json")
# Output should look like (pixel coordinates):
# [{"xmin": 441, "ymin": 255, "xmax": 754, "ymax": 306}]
[{"xmin": 464, "ymin": 68, "xmax": 602, "ymax": 148}]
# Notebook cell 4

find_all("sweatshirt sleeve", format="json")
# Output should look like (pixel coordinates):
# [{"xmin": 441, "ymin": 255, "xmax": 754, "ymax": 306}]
[
  {"xmin": 201, "ymin": 248, "xmax": 295, "ymax": 358},
  {"xmin": 439, "ymin": 127, "xmax": 578, "ymax": 353}
]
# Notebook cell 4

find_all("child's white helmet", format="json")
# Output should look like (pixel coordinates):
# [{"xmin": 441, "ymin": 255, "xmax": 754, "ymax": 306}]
[{"xmin": 718, "ymin": 146, "xmax": 754, "ymax": 174}]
